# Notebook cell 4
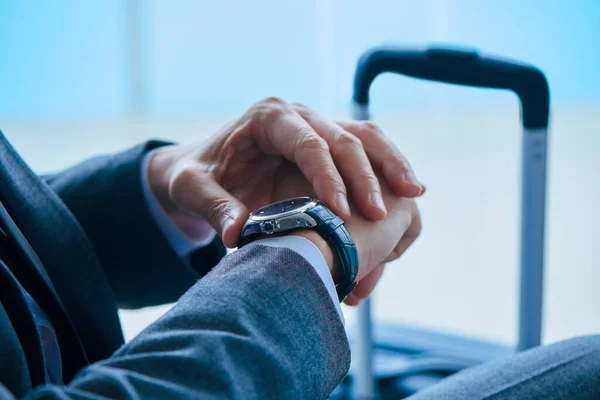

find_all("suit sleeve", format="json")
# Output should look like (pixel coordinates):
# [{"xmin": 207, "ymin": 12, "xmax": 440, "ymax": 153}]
[
  {"xmin": 6, "ymin": 245, "xmax": 350, "ymax": 400},
  {"xmin": 43, "ymin": 141, "xmax": 226, "ymax": 309}
]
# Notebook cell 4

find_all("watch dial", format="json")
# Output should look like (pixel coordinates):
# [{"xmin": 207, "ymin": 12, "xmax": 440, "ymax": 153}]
[{"xmin": 254, "ymin": 197, "xmax": 312, "ymax": 217}]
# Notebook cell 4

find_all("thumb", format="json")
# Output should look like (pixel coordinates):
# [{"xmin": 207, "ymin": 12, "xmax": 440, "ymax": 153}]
[{"xmin": 169, "ymin": 168, "xmax": 249, "ymax": 248}]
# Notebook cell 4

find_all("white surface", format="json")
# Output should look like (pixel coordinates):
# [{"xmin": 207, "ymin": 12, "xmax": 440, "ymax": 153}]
[{"xmin": 3, "ymin": 106, "xmax": 599, "ymax": 345}]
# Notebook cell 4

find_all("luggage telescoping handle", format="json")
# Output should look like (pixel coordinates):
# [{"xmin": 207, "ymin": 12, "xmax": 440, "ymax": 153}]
[
  {"xmin": 352, "ymin": 46, "xmax": 549, "ymax": 129},
  {"xmin": 350, "ymin": 45, "xmax": 550, "ymax": 400}
]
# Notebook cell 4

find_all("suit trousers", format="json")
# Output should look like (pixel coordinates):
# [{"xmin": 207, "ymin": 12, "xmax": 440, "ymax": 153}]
[{"xmin": 410, "ymin": 334, "xmax": 600, "ymax": 399}]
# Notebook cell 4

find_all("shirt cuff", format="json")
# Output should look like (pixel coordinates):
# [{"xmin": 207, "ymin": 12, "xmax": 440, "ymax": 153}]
[
  {"xmin": 252, "ymin": 235, "xmax": 344, "ymax": 325},
  {"xmin": 141, "ymin": 149, "xmax": 217, "ymax": 257}
]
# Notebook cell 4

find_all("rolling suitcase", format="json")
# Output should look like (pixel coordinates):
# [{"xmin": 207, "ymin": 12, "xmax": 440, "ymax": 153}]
[{"xmin": 331, "ymin": 45, "xmax": 550, "ymax": 400}]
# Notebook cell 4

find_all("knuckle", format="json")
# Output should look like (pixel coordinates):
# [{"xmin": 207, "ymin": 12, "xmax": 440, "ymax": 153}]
[
  {"xmin": 343, "ymin": 120, "xmax": 362, "ymax": 131},
  {"xmin": 384, "ymin": 154, "xmax": 410, "ymax": 173},
  {"xmin": 252, "ymin": 97, "xmax": 288, "ymax": 124},
  {"xmin": 291, "ymin": 102, "xmax": 308, "ymax": 112},
  {"xmin": 263, "ymin": 105, "xmax": 284, "ymax": 122},
  {"xmin": 336, "ymin": 132, "xmax": 363, "ymax": 148},
  {"xmin": 296, "ymin": 130, "xmax": 328, "ymax": 151},
  {"xmin": 204, "ymin": 197, "xmax": 232, "ymax": 225},
  {"xmin": 168, "ymin": 164, "xmax": 198, "ymax": 205},
  {"xmin": 360, "ymin": 120, "xmax": 382, "ymax": 135},
  {"xmin": 260, "ymin": 96, "xmax": 286, "ymax": 106}
]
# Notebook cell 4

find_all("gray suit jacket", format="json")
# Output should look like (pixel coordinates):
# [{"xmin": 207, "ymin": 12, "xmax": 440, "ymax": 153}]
[{"xmin": 0, "ymin": 131, "xmax": 350, "ymax": 399}]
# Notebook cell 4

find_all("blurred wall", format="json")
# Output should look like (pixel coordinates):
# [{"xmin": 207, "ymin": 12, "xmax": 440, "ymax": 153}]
[{"xmin": 1, "ymin": 0, "xmax": 599, "ymax": 118}]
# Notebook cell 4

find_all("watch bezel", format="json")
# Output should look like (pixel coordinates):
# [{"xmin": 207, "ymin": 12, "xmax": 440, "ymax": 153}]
[
  {"xmin": 242, "ymin": 197, "xmax": 320, "ymax": 238},
  {"xmin": 248, "ymin": 197, "xmax": 319, "ymax": 222}
]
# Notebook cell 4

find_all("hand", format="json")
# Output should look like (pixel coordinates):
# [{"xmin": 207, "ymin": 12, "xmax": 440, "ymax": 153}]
[
  {"xmin": 147, "ymin": 97, "xmax": 425, "ymax": 248},
  {"xmin": 271, "ymin": 162, "xmax": 421, "ymax": 306}
]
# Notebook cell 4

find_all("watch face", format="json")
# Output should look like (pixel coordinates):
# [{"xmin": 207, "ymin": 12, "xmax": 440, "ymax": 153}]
[{"xmin": 254, "ymin": 197, "xmax": 313, "ymax": 217}]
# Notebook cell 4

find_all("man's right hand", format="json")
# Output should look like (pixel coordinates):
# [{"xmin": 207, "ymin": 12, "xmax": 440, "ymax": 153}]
[
  {"xmin": 147, "ymin": 97, "xmax": 425, "ymax": 248},
  {"xmin": 272, "ymin": 163, "xmax": 421, "ymax": 306}
]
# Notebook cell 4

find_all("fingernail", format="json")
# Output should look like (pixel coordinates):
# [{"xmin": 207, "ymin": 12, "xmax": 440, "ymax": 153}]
[
  {"xmin": 369, "ymin": 191, "xmax": 386, "ymax": 214},
  {"xmin": 403, "ymin": 170, "xmax": 422, "ymax": 188},
  {"xmin": 335, "ymin": 193, "xmax": 351, "ymax": 216}
]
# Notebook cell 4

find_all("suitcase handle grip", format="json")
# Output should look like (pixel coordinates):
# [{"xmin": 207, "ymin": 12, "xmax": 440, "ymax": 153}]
[{"xmin": 353, "ymin": 45, "xmax": 550, "ymax": 129}]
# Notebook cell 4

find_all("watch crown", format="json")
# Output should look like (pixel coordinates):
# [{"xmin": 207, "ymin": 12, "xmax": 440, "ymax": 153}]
[{"xmin": 262, "ymin": 221, "xmax": 275, "ymax": 234}]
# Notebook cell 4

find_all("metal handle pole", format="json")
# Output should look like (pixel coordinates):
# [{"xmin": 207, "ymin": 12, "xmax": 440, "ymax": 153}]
[
  {"xmin": 350, "ymin": 101, "xmax": 375, "ymax": 400},
  {"xmin": 353, "ymin": 299, "xmax": 375, "ymax": 400},
  {"xmin": 518, "ymin": 128, "xmax": 548, "ymax": 350}
]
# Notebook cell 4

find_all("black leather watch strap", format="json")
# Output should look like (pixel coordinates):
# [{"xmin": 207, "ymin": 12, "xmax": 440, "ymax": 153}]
[{"xmin": 305, "ymin": 203, "xmax": 358, "ymax": 301}]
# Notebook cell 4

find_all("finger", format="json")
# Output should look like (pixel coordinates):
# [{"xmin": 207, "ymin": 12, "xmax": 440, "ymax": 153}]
[
  {"xmin": 293, "ymin": 104, "xmax": 387, "ymax": 221},
  {"xmin": 168, "ymin": 163, "xmax": 249, "ymax": 248},
  {"xmin": 337, "ymin": 120, "xmax": 425, "ymax": 198},
  {"xmin": 352, "ymin": 263, "xmax": 386, "ymax": 300},
  {"xmin": 251, "ymin": 98, "xmax": 350, "ymax": 218},
  {"xmin": 383, "ymin": 202, "xmax": 422, "ymax": 263},
  {"xmin": 343, "ymin": 292, "xmax": 362, "ymax": 306},
  {"xmin": 344, "ymin": 262, "xmax": 386, "ymax": 306}
]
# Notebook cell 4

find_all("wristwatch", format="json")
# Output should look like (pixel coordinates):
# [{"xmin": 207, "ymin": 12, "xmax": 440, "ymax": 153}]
[{"xmin": 239, "ymin": 197, "xmax": 358, "ymax": 302}]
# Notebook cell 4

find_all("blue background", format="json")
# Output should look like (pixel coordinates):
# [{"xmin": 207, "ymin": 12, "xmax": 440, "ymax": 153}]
[{"xmin": 1, "ymin": 0, "xmax": 598, "ymax": 118}]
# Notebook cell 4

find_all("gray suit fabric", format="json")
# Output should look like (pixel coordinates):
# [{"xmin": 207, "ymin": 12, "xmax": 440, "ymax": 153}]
[
  {"xmin": 28, "ymin": 244, "xmax": 350, "ymax": 399},
  {"xmin": 410, "ymin": 334, "xmax": 600, "ymax": 399}
]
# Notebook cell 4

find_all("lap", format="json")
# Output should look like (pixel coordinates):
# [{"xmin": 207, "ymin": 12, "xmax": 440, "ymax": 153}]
[{"xmin": 409, "ymin": 334, "xmax": 600, "ymax": 400}]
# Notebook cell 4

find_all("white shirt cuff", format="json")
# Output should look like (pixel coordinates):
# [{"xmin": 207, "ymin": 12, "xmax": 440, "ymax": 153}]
[
  {"xmin": 141, "ymin": 149, "xmax": 217, "ymax": 257},
  {"xmin": 252, "ymin": 236, "xmax": 344, "ymax": 325}
]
